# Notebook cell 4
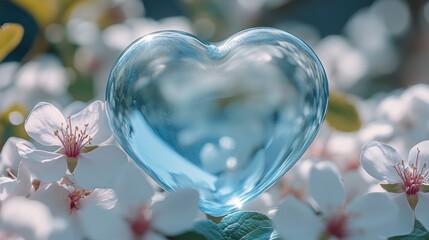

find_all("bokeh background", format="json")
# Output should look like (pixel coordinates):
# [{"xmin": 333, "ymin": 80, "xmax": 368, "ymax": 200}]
[{"xmin": 1, "ymin": 0, "xmax": 428, "ymax": 147}]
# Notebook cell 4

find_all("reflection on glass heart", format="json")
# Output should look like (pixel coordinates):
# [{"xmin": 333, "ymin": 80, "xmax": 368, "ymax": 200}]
[{"xmin": 106, "ymin": 28, "xmax": 328, "ymax": 216}]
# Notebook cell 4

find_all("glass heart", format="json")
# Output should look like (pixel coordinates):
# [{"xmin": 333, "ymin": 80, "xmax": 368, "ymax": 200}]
[{"xmin": 105, "ymin": 28, "xmax": 328, "ymax": 216}]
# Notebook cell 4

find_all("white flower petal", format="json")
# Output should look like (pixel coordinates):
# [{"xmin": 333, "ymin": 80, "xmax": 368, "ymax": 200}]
[
  {"xmin": 62, "ymin": 101, "xmax": 86, "ymax": 116},
  {"xmin": 49, "ymin": 218, "xmax": 79, "ymax": 240},
  {"xmin": 408, "ymin": 140, "xmax": 429, "ymax": 170},
  {"xmin": 79, "ymin": 205, "xmax": 132, "ymax": 240},
  {"xmin": 416, "ymin": 192, "xmax": 429, "ymax": 231},
  {"xmin": 151, "ymin": 188, "xmax": 199, "ymax": 236},
  {"xmin": 0, "ymin": 166, "xmax": 32, "ymax": 199},
  {"xmin": 360, "ymin": 141, "xmax": 403, "ymax": 182},
  {"xmin": 309, "ymin": 161, "xmax": 345, "ymax": 215},
  {"xmin": 115, "ymin": 162, "xmax": 154, "ymax": 210},
  {"xmin": 70, "ymin": 100, "xmax": 111, "ymax": 145},
  {"xmin": 82, "ymin": 188, "xmax": 117, "ymax": 210},
  {"xmin": 241, "ymin": 192, "xmax": 275, "ymax": 215},
  {"xmin": 348, "ymin": 235, "xmax": 384, "ymax": 240},
  {"xmin": 11, "ymin": 178, "xmax": 32, "ymax": 199},
  {"xmin": 0, "ymin": 137, "xmax": 33, "ymax": 173},
  {"xmin": 0, "ymin": 179, "xmax": 18, "ymax": 201},
  {"xmin": 74, "ymin": 145, "xmax": 127, "ymax": 189},
  {"xmin": 342, "ymin": 167, "xmax": 373, "ymax": 202},
  {"xmin": 18, "ymin": 144, "xmax": 67, "ymax": 182},
  {"xmin": 1, "ymin": 197, "xmax": 54, "ymax": 240},
  {"xmin": 25, "ymin": 102, "xmax": 65, "ymax": 146},
  {"xmin": 30, "ymin": 183, "xmax": 71, "ymax": 218},
  {"xmin": 346, "ymin": 192, "xmax": 397, "ymax": 237},
  {"xmin": 144, "ymin": 230, "xmax": 168, "ymax": 240},
  {"xmin": 272, "ymin": 195, "xmax": 324, "ymax": 240},
  {"xmin": 380, "ymin": 193, "xmax": 414, "ymax": 237},
  {"xmin": 14, "ymin": 163, "xmax": 33, "ymax": 197},
  {"xmin": 0, "ymin": 176, "xmax": 12, "ymax": 184}
]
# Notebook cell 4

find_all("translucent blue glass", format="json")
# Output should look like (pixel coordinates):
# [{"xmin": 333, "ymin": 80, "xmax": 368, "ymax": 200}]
[{"xmin": 105, "ymin": 28, "xmax": 328, "ymax": 216}]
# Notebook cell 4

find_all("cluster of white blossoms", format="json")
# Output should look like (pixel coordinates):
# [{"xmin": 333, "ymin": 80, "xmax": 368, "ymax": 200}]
[
  {"xmin": 268, "ymin": 139, "xmax": 429, "ymax": 240},
  {"xmin": 0, "ymin": 101, "xmax": 199, "ymax": 240},
  {"xmin": 273, "ymin": 161, "xmax": 397, "ymax": 240},
  {"xmin": 3, "ymin": 85, "xmax": 429, "ymax": 240},
  {"xmin": 243, "ymin": 84, "xmax": 429, "ymax": 239}
]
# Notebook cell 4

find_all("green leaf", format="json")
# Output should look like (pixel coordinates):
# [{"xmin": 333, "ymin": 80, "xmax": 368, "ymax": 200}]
[
  {"xmin": 218, "ymin": 211, "xmax": 277, "ymax": 240},
  {"xmin": 326, "ymin": 92, "xmax": 362, "ymax": 132},
  {"xmin": 389, "ymin": 221, "xmax": 429, "ymax": 240}
]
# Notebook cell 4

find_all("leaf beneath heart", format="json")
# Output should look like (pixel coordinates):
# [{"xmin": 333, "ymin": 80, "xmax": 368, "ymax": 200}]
[{"xmin": 218, "ymin": 211, "xmax": 278, "ymax": 240}]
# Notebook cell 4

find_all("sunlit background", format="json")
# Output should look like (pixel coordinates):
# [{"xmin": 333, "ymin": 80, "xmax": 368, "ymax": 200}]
[{"xmin": 1, "ymin": 0, "xmax": 428, "ymax": 147}]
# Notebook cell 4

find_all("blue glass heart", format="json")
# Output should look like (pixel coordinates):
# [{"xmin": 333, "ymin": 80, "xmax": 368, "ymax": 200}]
[{"xmin": 105, "ymin": 28, "xmax": 328, "ymax": 216}]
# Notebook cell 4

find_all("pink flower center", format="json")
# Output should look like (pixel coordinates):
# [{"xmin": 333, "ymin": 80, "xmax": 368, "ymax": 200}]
[
  {"xmin": 325, "ymin": 213, "xmax": 349, "ymax": 240},
  {"xmin": 68, "ymin": 189, "xmax": 90, "ymax": 214},
  {"xmin": 393, "ymin": 148, "xmax": 429, "ymax": 196},
  {"xmin": 129, "ymin": 207, "xmax": 151, "ymax": 237},
  {"xmin": 54, "ymin": 117, "xmax": 92, "ymax": 158}
]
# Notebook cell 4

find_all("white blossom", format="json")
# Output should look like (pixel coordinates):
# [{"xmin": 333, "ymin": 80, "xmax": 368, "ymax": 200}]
[
  {"xmin": 361, "ymin": 140, "xmax": 429, "ymax": 236},
  {"xmin": 79, "ymin": 163, "xmax": 200, "ymax": 240},
  {"xmin": 31, "ymin": 181, "xmax": 116, "ymax": 240},
  {"xmin": 273, "ymin": 161, "xmax": 397, "ymax": 240},
  {"xmin": 18, "ymin": 101, "xmax": 127, "ymax": 189}
]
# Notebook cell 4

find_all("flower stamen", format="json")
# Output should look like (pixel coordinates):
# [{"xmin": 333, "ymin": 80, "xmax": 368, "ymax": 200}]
[
  {"xmin": 68, "ymin": 189, "xmax": 92, "ymax": 214},
  {"xmin": 54, "ymin": 117, "xmax": 92, "ymax": 158},
  {"xmin": 393, "ymin": 148, "xmax": 429, "ymax": 195},
  {"xmin": 5, "ymin": 168, "xmax": 16, "ymax": 179}
]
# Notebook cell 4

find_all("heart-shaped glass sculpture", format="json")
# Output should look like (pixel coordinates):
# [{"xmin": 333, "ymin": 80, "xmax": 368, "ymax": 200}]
[{"xmin": 106, "ymin": 28, "xmax": 328, "ymax": 216}]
